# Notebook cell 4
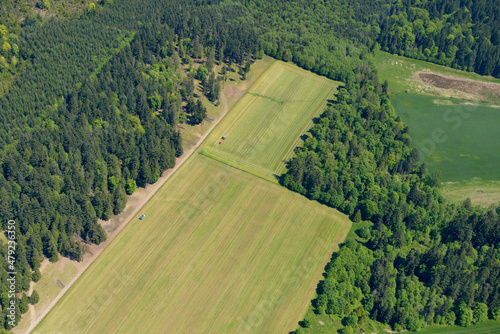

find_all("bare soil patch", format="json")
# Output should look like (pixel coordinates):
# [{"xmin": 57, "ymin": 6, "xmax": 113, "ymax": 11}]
[{"xmin": 419, "ymin": 72, "xmax": 500, "ymax": 100}]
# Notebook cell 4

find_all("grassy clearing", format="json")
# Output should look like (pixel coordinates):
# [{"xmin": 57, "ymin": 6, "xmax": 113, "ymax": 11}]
[
  {"xmin": 35, "ymin": 60, "xmax": 351, "ymax": 334},
  {"xmin": 35, "ymin": 155, "xmax": 351, "ymax": 334},
  {"xmin": 376, "ymin": 51, "xmax": 500, "ymax": 99},
  {"xmin": 378, "ymin": 51, "xmax": 500, "ymax": 206},
  {"xmin": 418, "ymin": 321, "xmax": 500, "ymax": 334},
  {"xmin": 441, "ymin": 180, "xmax": 500, "ymax": 208},
  {"xmin": 204, "ymin": 61, "xmax": 340, "ymax": 177},
  {"xmin": 391, "ymin": 93, "xmax": 500, "ymax": 182},
  {"xmin": 179, "ymin": 56, "xmax": 276, "ymax": 151},
  {"xmin": 14, "ymin": 259, "xmax": 79, "ymax": 333}
]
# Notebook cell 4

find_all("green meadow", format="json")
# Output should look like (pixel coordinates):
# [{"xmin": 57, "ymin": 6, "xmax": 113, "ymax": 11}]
[
  {"xmin": 377, "ymin": 51, "xmax": 500, "ymax": 205},
  {"xmin": 391, "ymin": 93, "xmax": 500, "ymax": 182},
  {"xmin": 418, "ymin": 321, "xmax": 500, "ymax": 334}
]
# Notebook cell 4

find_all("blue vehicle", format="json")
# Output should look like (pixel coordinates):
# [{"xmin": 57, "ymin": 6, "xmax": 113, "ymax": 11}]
[{"xmin": 139, "ymin": 214, "xmax": 145, "ymax": 220}]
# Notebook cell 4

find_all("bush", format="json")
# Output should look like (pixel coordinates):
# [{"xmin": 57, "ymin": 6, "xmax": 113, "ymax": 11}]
[
  {"xmin": 458, "ymin": 303, "xmax": 473, "ymax": 327},
  {"xmin": 30, "ymin": 290, "xmax": 39, "ymax": 305},
  {"xmin": 32, "ymin": 269, "xmax": 42, "ymax": 282},
  {"xmin": 339, "ymin": 326, "xmax": 354, "ymax": 334},
  {"xmin": 356, "ymin": 227, "xmax": 371, "ymax": 239},
  {"xmin": 493, "ymin": 306, "xmax": 500, "ymax": 320},
  {"xmin": 294, "ymin": 327, "xmax": 305, "ymax": 334}
]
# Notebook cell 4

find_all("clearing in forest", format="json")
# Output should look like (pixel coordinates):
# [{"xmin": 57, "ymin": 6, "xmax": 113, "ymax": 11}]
[
  {"xmin": 376, "ymin": 51, "xmax": 500, "ymax": 206},
  {"xmin": 35, "ymin": 61, "xmax": 351, "ymax": 334}
]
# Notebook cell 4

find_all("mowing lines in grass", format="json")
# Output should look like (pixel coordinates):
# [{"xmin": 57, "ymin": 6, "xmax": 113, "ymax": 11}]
[
  {"xmin": 35, "ymin": 155, "xmax": 351, "ymax": 334},
  {"xmin": 35, "ymin": 59, "xmax": 349, "ymax": 334},
  {"xmin": 209, "ymin": 61, "xmax": 340, "ymax": 177}
]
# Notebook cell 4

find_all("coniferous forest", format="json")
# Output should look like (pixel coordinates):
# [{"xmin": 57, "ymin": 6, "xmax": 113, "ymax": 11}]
[
  {"xmin": 0, "ymin": 0, "xmax": 499, "ymax": 331},
  {"xmin": 0, "ymin": 0, "xmax": 258, "ymax": 328}
]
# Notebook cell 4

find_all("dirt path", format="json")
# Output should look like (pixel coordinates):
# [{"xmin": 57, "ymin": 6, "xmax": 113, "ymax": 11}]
[
  {"xmin": 23, "ymin": 87, "xmax": 237, "ymax": 334},
  {"xmin": 22, "ymin": 57, "xmax": 275, "ymax": 334}
]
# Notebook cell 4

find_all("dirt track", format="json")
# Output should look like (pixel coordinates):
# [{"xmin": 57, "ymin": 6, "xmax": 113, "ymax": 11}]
[
  {"xmin": 23, "ymin": 81, "xmax": 250, "ymax": 334},
  {"xmin": 418, "ymin": 72, "xmax": 500, "ymax": 99}
]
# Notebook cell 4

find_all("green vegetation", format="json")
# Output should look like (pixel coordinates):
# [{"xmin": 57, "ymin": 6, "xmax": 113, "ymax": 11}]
[
  {"xmin": 246, "ymin": 0, "xmax": 368, "ymax": 83},
  {"xmin": 376, "ymin": 0, "xmax": 500, "ymax": 77},
  {"xmin": 283, "ymin": 64, "xmax": 500, "ymax": 333},
  {"xmin": 35, "ymin": 62, "xmax": 352, "ymax": 330},
  {"xmin": 376, "ymin": 51, "xmax": 500, "ymax": 99},
  {"xmin": 441, "ymin": 180, "xmax": 500, "ymax": 208},
  {"xmin": 418, "ymin": 320, "xmax": 500, "ymax": 334},
  {"xmin": 391, "ymin": 93, "xmax": 500, "ymax": 182},
  {"xmin": 0, "ymin": 0, "xmax": 94, "ymax": 30},
  {"xmin": 205, "ymin": 61, "xmax": 339, "ymax": 178},
  {"xmin": 1, "ymin": 0, "xmax": 500, "ymax": 332},
  {"xmin": 376, "ymin": 51, "xmax": 500, "ymax": 206},
  {"xmin": 0, "ymin": 0, "xmax": 259, "ymax": 328}
]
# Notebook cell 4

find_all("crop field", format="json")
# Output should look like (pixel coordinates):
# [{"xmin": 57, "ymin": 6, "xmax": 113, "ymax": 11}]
[
  {"xmin": 391, "ymin": 93, "xmax": 500, "ymax": 182},
  {"xmin": 204, "ymin": 61, "xmax": 340, "ymax": 177},
  {"xmin": 35, "ymin": 61, "xmax": 351, "ymax": 334}
]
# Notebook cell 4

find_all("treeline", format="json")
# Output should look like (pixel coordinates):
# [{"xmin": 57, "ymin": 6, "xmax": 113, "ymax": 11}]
[
  {"xmin": 285, "ymin": 65, "xmax": 500, "ymax": 333},
  {"xmin": 0, "ymin": 25, "xmax": 20, "ymax": 76},
  {"xmin": 377, "ymin": 0, "xmax": 500, "ymax": 77},
  {"xmin": 0, "ymin": 0, "xmax": 258, "ymax": 329},
  {"xmin": 245, "ymin": 0, "xmax": 368, "ymax": 83},
  {"xmin": 244, "ymin": 0, "xmax": 500, "ymax": 82}
]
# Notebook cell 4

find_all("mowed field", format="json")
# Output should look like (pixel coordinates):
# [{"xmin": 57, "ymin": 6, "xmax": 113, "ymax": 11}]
[
  {"xmin": 204, "ymin": 61, "xmax": 340, "ymax": 177},
  {"xmin": 35, "ymin": 61, "xmax": 351, "ymax": 334}
]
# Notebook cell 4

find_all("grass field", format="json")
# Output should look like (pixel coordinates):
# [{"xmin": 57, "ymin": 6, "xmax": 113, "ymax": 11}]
[
  {"xmin": 203, "ymin": 61, "xmax": 340, "ymax": 178},
  {"xmin": 441, "ymin": 180, "xmax": 500, "ymax": 207},
  {"xmin": 376, "ymin": 51, "xmax": 500, "ymax": 100},
  {"xmin": 35, "ymin": 61, "xmax": 351, "ymax": 334},
  {"xmin": 377, "ymin": 52, "xmax": 500, "ymax": 205},
  {"xmin": 418, "ymin": 321, "xmax": 500, "ymax": 334},
  {"xmin": 391, "ymin": 93, "xmax": 500, "ymax": 182}
]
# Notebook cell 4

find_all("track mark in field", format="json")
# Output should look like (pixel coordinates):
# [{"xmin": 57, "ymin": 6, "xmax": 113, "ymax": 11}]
[{"xmin": 247, "ymin": 92, "xmax": 285, "ymax": 104}]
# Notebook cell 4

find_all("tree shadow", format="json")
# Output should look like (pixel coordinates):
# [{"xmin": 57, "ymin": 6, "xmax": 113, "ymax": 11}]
[
  {"xmin": 312, "ymin": 117, "xmax": 321, "ymax": 124},
  {"xmin": 327, "ymin": 98, "xmax": 337, "ymax": 106}
]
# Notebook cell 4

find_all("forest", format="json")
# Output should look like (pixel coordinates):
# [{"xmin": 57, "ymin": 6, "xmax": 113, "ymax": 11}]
[
  {"xmin": 0, "ymin": 0, "xmax": 258, "ymax": 329},
  {"xmin": 0, "ymin": 0, "xmax": 499, "ymax": 331},
  {"xmin": 245, "ymin": 0, "xmax": 500, "ymax": 78},
  {"xmin": 282, "ymin": 67, "xmax": 500, "ymax": 332}
]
